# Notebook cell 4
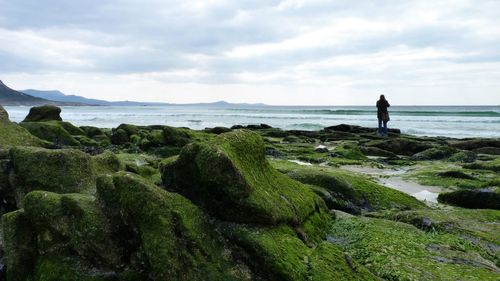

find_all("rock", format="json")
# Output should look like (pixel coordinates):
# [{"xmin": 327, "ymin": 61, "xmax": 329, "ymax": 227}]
[
  {"xmin": 111, "ymin": 128, "xmax": 129, "ymax": 145},
  {"xmin": 411, "ymin": 146, "xmax": 457, "ymax": 161},
  {"xmin": 223, "ymin": 224, "xmax": 376, "ymax": 280},
  {"xmin": 97, "ymin": 172, "xmax": 238, "ymax": 280},
  {"xmin": 0, "ymin": 105, "xmax": 45, "ymax": 148},
  {"xmin": 473, "ymin": 147, "xmax": 500, "ymax": 155},
  {"xmin": 360, "ymin": 146, "xmax": 398, "ymax": 158},
  {"xmin": 332, "ymin": 143, "xmax": 366, "ymax": 160},
  {"xmin": 1, "ymin": 210, "xmax": 35, "ymax": 281},
  {"xmin": 22, "ymin": 105, "xmax": 62, "ymax": 122},
  {"xmin": 116, "ymin": 123, "xmax": 140, "ymax": 136},
  {"xmin": 276, "ymin": 163, "xmax": 425, "ymax": 214},
  {"xmin": 231, "ymin": 124, "xmax": 272, "ymax": 130},
  {"xmin": 365, "ymin": 138, "xmax": 433, "ymax": 156},
  {"xmin": 20, "ymin": 121, "xmax": 80, "ymax": 146},
  {"xmin": 6, "ymin": 147, "xmax": 120, "ymax": 204},
  {"xmin": 204, "ymin": 126, "xmax": 232, "ymax": 134},
  {"xmin": 162, "ymin": 126, "xmax": 191, "ymax": 146},
  {"xmin": 8, "ymin": 147, "xmax": 95, "ymax": 202},
  {"xmin": 323, "ymin": 124, "xmax": 401, "ymax": 134},
  {"xmin": 58, "ymin": 121, "xmax": 85, "ymax": 136},
  {"xmin": 448, "ymin": 151, "xmax": 477, "ymax": 163},
  {"xmin": 438, "ymin": 189, "xmax": 500, "ymax": 210},
  {"xmin": 80, "ymin": 126, "xmax": 105, "ymax": 138},
  {"xmin": 160, "ymin": 130, "xmax": 324, "ymax": 225},
  {"xmin": 449, "ymin": 139, "xmax": 500, "ymax": 150},
  {"xmin": 437, "ymin": 171, "xmax": 476, "ymax": 180},
  {"xmin": 463, "ymin": 158, "xmax": 500, "ymax": 172},
  {"xmin": 0, "ymin": 105, "xmax": 9, "ymax": 121}
]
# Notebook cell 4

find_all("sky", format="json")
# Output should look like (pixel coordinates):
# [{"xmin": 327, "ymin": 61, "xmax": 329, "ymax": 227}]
[{"xmin": 1, "ymin": 0, "xmax": 500, "ymax": 105}]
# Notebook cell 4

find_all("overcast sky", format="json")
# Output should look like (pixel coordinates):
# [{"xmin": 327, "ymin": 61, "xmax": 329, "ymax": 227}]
[{"xmin": 1, "ymin": 0, "xmax": 499, "ymax": 105}]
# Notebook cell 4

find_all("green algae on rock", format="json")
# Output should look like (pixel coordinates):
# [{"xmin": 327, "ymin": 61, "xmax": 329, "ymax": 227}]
[
  {"xmin": 329, "ymin": 214, "xmax": 500, "ymax": 280},
  {"xmin": 97, "ymin": 172, "xmax": 244, "ymax": 281},
  {"xmin": 161, "ymin": 129, "xmax": 324, "ymax": 225},
  {"xmin": 20, "ymin": 121, "xmax": 81, "ymax": 146},
  {"xmin": 438, "ymin": 189, "xmax": 500, "ymax": 210},
  {"xmin": 22, "ymin": 105, "xmax": 63, "ymax": 122},
  {"xmin": 223, "ymin": 223, "xmax": 377, "ymax": 281},
  {"xmin": 272, "ymin": 160, "xmax": 425, "ymax": 214},
  {"xmin": 7, "ymin": 147, "xmax": 122, "ymax": 204},
  {"xmin": 0, "ymin": 105, "xmax": 45, "ymax": 148}
]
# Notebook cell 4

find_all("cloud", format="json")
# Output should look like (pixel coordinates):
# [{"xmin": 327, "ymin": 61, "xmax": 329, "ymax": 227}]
[{"xmin": 0, "ymin": 0, "xmax": 499, "ymax": 104}]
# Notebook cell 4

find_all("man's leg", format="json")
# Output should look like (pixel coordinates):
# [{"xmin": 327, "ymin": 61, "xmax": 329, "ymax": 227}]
[
  {"xmin": 383, "ymin": 121, "xmax": 388, "ymax": 135},
  {"xmin": 378, "ymin": 119, "xmax": 383, "ymax": 135}
]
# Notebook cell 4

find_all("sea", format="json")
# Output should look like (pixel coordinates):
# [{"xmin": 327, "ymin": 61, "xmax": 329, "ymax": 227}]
[{"xmin": 4, "ymin": 105, "xmax": 500, "ymax": 139}]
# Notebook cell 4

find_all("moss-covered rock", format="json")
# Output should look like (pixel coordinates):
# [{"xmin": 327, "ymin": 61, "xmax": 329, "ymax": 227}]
[
  {"xmin": 223, "ymin": 224, "xmax": 377, "ymax": 281},
  {"xmin": 97, "ymin": 172, "xmax": 241, "ymax": 280},
  {"xmin": 464, "ymin": 158, "xmax": 500, "ymax": 172},
  {"xmin": 162, "ymin": 126, "xmax": 191, "ymax": 146},
  {"xmin": 58, "ymin": 121, "xmax": 86, "ymax": 136},
  {"xmin": 111, "ymin": 128, "xmax": 129, "ymax": 145},
  {"xmin": 23, "ymin": 105, "xmax": 63, "ymax": 122},
  {"xmin": 80, "ymin": 126, "xmax": 105, "ymax": 138},
  {"xmin": 9, "ymin": 147, "xmax": 93, "ymax": 196},
  {"xmin": 22, "ymin": 191, "xmax": 123, "ymax": 267},
  {"xmin": 329, "ymin": 215, "xmax": 500, "ymax": 280},
  {"xmin": 365, "ymin": 138, "xmax": 433, "ymax": 156},
  {"xmin": 449, "ymin": 150, "xmax": 477, "ymax": 162},
  {"xmin": 161, "ymin": 130, "xmax": 324, "ymax": 225},
  {"xmin": 438, "ymin": 189, "xmax": 500, "ymax": 210},
  {"xmin": 272, "ymin": 160, "xmax": 425, "ymax": 214},
  {"xmin": 332, "ymin": 142, "xmax": 366, "ymax": 160},
  {"xmin": 20, "ymin": 121, "xmax": 80, "ymax": 146},
  {"xmin": 412, "ymin": 146, "xmax": 457, "ymax": 160},
  {"xmin": 449, "ymin": 139, "xmax": 500, "ymax": 151},
  {"xmin": 8, "ymin": 147, "xmax": 119, "ymax": 202},
  {"xmin": 0, "ymin": 105, "xmax": 45, "ymax": 148},
  {"xmin": 2, "ymin": 210, "xmax": 36, "ymax": 281}
]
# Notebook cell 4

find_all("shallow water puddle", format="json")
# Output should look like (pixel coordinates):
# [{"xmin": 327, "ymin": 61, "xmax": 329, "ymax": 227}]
[{"xmin": 340, "ymin": 165, "xmax": 443, "ymax": 203}]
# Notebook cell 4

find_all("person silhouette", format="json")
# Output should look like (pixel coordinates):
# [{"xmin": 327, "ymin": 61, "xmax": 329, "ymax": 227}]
[{"xmin": 376, "ymin": 95, "xmax": 390, "ymax": 136}]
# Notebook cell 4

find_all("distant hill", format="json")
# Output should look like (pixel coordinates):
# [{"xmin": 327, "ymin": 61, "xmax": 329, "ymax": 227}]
[
  {"xmin": 22, "ymin": 89, "xmax": 172, "ymax": 106},
  {"xmin": 21, "ymin": 89, "xmax": 267, "ymax": 107},
  {"xmin": 0, "ymin": 80, "xmax": 83, "ymax": 106}
]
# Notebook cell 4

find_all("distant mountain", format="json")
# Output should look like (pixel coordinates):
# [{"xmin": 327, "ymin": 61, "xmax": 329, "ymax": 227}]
[
  {"xmin": 21, "ymin": 89, "xmax": 268, "ymax": 107},
  {"xmin": 0, "ymin": 80, "xmax": 83, "ymax": 106},
  {"xmin": 22, "ymin": 89, "xmax": 172, "ymax": 106}
]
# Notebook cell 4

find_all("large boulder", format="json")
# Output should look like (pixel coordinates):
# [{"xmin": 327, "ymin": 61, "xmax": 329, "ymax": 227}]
[
  {"xmin": 0, "ymin": 105, "xmax": 45, "ymax": 148},
  {"xmin": 161, "ymin": 130, "xmax": 325, "ymax": 226},
  {"xmin": 23, "ymin": 105, "xmax": 62, "ymax": 122},
  {"xmin": 2, "ymin": 192, "xmax": 132, "ymax": 281},
  {"xmin": 20, "ymin": 121, "xmax": 81, "ymax": 146},
  {"xmin": 438, "ymin": 189, "xmax": 500, "ymax": 210},
  {"xmin": 97, "ymin": 172, "xmax": 240, "ymax": 280},
  {"xmin": 6, "ymin": 147, "xmax": 121, "ymax": 204}
]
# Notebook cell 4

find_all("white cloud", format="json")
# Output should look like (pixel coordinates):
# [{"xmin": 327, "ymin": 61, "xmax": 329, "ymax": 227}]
[{"xmin": 0, "ymin": 0, "xmax": 499, "ymax": 104}]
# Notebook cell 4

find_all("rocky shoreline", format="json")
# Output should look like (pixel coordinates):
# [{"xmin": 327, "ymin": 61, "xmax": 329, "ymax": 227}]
[{"xmin": 0, "ymin": 104, "xmax": 499, "ymax": 280}]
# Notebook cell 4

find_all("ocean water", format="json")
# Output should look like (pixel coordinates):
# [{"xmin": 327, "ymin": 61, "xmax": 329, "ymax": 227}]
[{"xmin": 4, "ymin": 105, "xmax": 500, "ymax": 139}]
